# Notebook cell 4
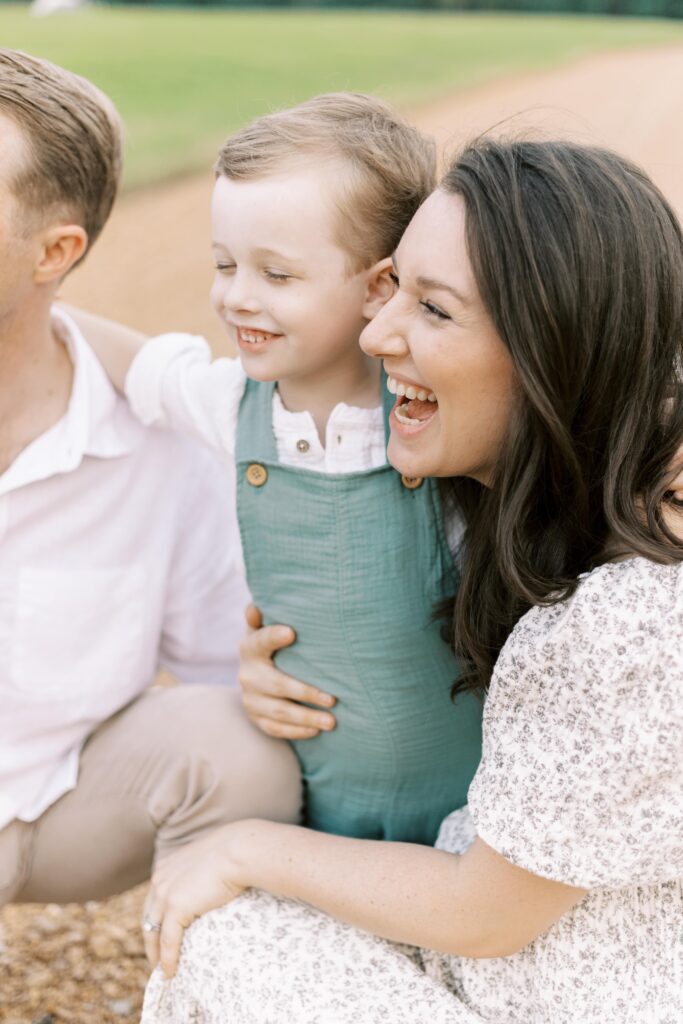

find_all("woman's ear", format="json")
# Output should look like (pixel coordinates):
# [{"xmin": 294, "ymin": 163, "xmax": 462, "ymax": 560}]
[
  {"xmin": 33, "ymin": 223, "xmax": 88, "ymax": 284},
  {"xmin": 362, "ymin": 257, "xmax": 396, "ymax": 320}
]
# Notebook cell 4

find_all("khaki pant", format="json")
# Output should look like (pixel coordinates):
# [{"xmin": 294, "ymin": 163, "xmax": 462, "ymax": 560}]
[{"xmin": 0, "ymin": 685, "xmax": 302, "ymax": 907}]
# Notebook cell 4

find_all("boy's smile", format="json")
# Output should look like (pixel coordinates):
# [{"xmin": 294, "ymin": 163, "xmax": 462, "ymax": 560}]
[{"xmin": 235, "ymin": 326, "xmax": 284, "ymax": 353}]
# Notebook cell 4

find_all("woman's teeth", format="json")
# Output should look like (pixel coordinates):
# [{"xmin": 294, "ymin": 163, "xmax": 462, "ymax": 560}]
[{"xmin": 387, "ymin": 376, "xmax": 436, "ymax": 402}]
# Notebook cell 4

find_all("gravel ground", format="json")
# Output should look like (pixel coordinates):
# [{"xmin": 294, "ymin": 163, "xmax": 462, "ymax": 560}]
[
  {"xmin": 0, "ymin": 887, "xmax": 149, "ymax": 1023},
  {"xmin": 4, "ymin": 43, "xmax": 683, "ymax": 1023}
]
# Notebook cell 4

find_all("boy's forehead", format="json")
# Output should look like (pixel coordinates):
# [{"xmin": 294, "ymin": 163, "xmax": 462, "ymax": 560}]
[{"xmin": 212, "ymin": 165, "xmax": 343, "ymax": 242}]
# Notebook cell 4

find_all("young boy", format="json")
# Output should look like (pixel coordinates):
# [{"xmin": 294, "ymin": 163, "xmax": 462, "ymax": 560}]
[{"xmin": 83, "ymin": 94, "xmax": 483, "ymax": 844}]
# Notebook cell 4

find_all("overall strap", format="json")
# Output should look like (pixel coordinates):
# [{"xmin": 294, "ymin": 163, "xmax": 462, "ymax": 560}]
[{"xmin": 235, "ymin": 378, "xmax": 279, "ymax": 463}]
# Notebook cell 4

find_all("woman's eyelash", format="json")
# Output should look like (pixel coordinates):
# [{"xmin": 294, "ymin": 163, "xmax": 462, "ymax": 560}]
[
  {"xmin": 214, "ymin": 262, "xmax": 235, "ymax": 273},
  {"xmin": 264, "ymin": 270, "xmax": 290, "ymax": 282},
  {"xmin": 421, "ymin": 301, "xmax": 451, "ymax": 322}
]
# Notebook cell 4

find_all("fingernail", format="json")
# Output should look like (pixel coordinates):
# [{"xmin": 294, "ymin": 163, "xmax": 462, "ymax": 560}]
[
  {"xmin": 276, "ymin": 627, "xmax": 293, "ymax": 642},
  {"xmin": 319, "ymin": 715, "xmax": 335, "ymax": 730}
]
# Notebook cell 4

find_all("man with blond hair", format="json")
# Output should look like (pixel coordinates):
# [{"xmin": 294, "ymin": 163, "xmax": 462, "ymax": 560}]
[{"xmin": 0, "ymin": 49, "xmax": 300, "ymax": 909}]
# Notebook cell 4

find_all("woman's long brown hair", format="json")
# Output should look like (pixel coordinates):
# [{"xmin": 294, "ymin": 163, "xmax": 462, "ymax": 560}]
[{"xmin": 442, "ymin": 139, "xmax": 683, "ymax": 695}]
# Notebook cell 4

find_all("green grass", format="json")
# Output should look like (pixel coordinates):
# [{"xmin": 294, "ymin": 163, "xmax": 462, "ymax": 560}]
[{"xmin": 1, "ymin": 5, "xmax": 681, "ymax": 188}]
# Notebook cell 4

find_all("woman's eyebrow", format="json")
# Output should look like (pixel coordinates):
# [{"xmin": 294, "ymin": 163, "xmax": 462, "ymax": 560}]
[
  {"xmin": 391, "ymin": 255, "xmax": 469, "ymax": 306},
  {"xmin": 416, "ymin": 275, "xmax": 470, "ymax": 306}
]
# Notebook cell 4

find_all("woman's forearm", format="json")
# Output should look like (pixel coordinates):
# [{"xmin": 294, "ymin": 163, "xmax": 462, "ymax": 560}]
[{"xmin": 237, "ymin": 820, "xmax": 584, "ymax": 959}]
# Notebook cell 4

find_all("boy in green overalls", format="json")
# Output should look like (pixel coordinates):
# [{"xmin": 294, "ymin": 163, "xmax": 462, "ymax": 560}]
[{"xmin": 82, "ymin": 93, "xmax": 482, "ymax": 845}]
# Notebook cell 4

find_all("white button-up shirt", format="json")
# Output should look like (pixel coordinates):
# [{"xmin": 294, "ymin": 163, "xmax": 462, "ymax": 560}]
[
  {"xmin": 126, "ymin": 334, "xmax": 387, "ymax": 475},
  {"xmin": 0, "ymin": 312, "xmax": 248, "ymax": 831}
]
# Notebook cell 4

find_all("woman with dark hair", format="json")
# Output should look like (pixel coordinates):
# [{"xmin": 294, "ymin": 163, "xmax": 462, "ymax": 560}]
[{"xmin": 141, "ymin": 139, "xmax": 683, "ymax": 1024}]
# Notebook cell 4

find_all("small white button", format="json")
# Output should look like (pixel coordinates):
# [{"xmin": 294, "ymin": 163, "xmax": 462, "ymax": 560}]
[{"xmin": 296, "ymin": 439, "xmax": 310, "ymax": 453}]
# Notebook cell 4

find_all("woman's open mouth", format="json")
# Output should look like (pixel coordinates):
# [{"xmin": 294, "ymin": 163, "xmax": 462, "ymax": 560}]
[{"xmin": 387, "ymin": 375, "xmax": 439, "ymax": 431}]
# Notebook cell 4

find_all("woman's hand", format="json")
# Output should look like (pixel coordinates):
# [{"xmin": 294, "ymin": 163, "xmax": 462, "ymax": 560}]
[
  {"xmin": 239, "ymin": 605, "xmax": 337, "ymax": 739},
  {"xmin": 142, "ymin": 821, "xmax": 258, "ymax": 978}
]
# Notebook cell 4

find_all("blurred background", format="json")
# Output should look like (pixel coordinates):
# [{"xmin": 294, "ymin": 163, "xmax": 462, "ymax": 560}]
[
  {"xmin": 1, "ymin": 1, "xmax": 682, "ymax": 352},
  {"xmin": 0, "ymin": 4, "xmax": 682, "ymax": 1022}
]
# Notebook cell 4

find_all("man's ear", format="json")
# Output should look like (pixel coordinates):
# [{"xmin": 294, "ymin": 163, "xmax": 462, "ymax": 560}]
[
  {"xmin": 33, "ymin": 223, "xmax": 88, "ymax": 284},
  {"xmin": 362, "ymin": 256, "xmax": 396, "ymax": 320}
]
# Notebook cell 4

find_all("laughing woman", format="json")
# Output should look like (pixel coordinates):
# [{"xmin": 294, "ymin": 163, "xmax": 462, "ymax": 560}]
[{"xmin": 140, "ymin": 139, "xmax": 683, "ymax": 1024}]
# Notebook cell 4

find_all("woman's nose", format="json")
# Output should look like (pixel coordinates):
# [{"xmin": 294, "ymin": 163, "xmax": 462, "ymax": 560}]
[{"xmin": 360, "ymin": 295, "xmax": 408, "ymax": 359}]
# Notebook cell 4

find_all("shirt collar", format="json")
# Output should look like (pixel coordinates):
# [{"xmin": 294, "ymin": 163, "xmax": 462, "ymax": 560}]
[{"xmin": 0, "ymin": 308, "xmax": 141, "ymax": 496}]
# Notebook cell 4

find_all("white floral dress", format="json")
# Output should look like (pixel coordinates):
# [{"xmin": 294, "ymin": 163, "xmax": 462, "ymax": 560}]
[{"xmin": 141, "ymin": 558, "xmax": 683, "ymax": 1024}]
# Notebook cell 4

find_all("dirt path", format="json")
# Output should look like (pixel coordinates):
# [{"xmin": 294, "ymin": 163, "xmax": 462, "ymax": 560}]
[
  {"xmin": 3, "ymin": 43, "xmax": 683, "ymax": 1024},
  {"xmin": 61, "ymin": 43, "xmax": 683, "ymax": 355}
]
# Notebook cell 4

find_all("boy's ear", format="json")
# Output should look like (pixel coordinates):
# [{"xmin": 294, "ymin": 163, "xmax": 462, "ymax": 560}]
[
  {"xmin": 33, "ymin": 223, "xmax": 88, "ymax": 284},
  {"xmin": 362, "ymin": 256, "xmax": 396, "ymax": 320}
]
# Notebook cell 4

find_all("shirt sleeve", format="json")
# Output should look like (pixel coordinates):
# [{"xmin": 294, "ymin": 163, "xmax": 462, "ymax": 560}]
[
  {"xmin": 469, "ymin": 560, "xmax": 683, "ymax": 890},
  {"xmin": 158, "ymin": 442, "xmax": 250, "ymax": 686},
  {"xmin": 124, "ymin": 332, "xmax": 246, "ymax": 458}
]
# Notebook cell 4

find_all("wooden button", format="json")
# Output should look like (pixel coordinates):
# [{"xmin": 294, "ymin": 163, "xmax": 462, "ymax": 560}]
[
  {"xmin": 246, "ymin": 463, "xmax": 268, "ymax": 487},
  {"xmin": 400, "ymin": 474, "xmax": 424, "ymax": 490},
  {"xmin": 296, "ymin": 439, "xmax": 310, "ymax": 453}
]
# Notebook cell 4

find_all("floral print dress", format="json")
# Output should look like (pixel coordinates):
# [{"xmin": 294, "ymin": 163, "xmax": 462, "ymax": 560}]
[{"xmin": 141, "ymin": 558, "xmax": 683, "ymax": 1024}]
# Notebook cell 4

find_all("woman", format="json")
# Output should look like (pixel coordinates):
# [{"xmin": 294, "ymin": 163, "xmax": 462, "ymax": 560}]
[{"xmin": 140, "ymin": 139, "xmax": 683, "ymax": 1024}]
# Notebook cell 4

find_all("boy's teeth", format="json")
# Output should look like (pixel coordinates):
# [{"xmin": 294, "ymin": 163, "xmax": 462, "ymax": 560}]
[
  {"xmin": 240, "ymin": 328, "xmax": 277, "ymax": 344},
  {"xmin": 387, "ymin": 376, "xmax": 437, "ymax": 403}
]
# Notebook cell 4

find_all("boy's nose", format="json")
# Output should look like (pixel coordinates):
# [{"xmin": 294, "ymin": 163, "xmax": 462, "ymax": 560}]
[{"xmin": 219, "ymin": 273, "xmax": 262, "ymax": 316}]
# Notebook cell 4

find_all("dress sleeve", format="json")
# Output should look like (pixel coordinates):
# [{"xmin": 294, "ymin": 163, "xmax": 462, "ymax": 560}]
[
  {"xmin": 468, "ymin": 560, "xmax": 683, "ymax": 890},
  {"xmin": 124, "ymin": 333, "xmax": 246, "ymax": 458}
]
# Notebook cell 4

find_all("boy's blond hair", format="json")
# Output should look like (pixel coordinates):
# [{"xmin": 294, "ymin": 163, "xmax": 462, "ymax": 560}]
[
  {"xmin": 215, "ymin": 93, "xmax": 436, "ymax": 272},
  {"xmin": 0, "ymin": 48, "xmax": 122, "ymax": 251}
]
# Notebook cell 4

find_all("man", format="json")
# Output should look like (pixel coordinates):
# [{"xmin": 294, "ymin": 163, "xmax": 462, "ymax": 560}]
[{"xmin": 0, "ymin": 49, "xmax": 300, "ymax": 909}]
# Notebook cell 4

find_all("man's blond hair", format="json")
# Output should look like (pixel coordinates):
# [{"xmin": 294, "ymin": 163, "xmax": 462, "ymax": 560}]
[
  {"xmin": 0, "ymin": 48, "xmax": 122, "ymax": 251},
  {"xmin": 215, "ymin": 93, "xmax": 436, "ymax": 272}
]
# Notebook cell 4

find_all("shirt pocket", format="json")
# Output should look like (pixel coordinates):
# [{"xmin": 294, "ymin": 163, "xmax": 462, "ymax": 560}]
[{"xmin": 10, "ymin": 566, "xmax": 145, "ymax": 698}]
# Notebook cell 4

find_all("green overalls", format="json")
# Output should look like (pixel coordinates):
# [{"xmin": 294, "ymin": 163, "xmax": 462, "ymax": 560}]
[{"xmin": 235, "ymin": 377, "xmax": 482, "ymax": 845}]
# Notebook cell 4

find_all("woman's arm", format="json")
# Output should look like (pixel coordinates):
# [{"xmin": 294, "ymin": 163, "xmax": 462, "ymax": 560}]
[
  {"xmin": 144, "ymin": 819, "xmax": 585, "ymax": 977},
  {"xmin": 59, "ymin": 304, "xmax": 148, "ymax": 391}
]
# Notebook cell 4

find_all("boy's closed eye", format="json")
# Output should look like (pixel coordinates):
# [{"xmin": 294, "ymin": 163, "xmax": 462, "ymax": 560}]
[{"xmin": 263, "ymin": 268, "xmax": 292, "ymax": 282}]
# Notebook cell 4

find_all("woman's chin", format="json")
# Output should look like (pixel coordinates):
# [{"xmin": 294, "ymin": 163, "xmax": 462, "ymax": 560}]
[{"xmin": 387, "ymin": 434, "xmax": 432, "ymax": 480}]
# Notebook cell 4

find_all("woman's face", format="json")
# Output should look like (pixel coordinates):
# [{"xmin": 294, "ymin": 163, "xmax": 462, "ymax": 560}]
[{"xmin": 360, "ymin": 189, "xmax": 515, "ymax": 483}]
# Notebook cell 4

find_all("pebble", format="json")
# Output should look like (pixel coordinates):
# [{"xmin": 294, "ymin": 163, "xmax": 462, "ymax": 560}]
[{"xmin": 107, "ymin": 999, "xmax": 134, "ymax": 1016}]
